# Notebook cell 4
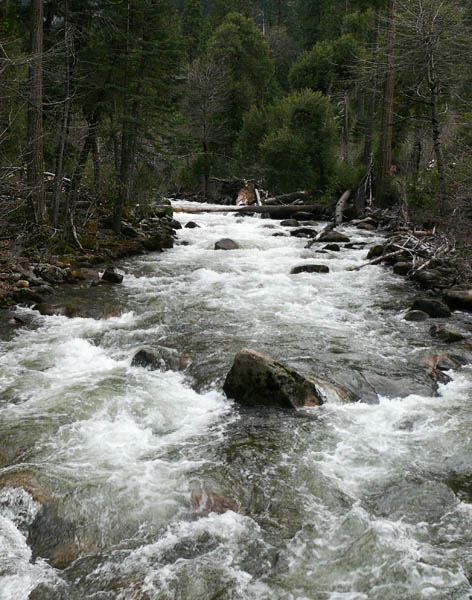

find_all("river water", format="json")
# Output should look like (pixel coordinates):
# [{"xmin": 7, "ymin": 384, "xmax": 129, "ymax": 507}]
[{"xmin": 1, "ymin": 205, "xmax": 472, "ymax": 600}]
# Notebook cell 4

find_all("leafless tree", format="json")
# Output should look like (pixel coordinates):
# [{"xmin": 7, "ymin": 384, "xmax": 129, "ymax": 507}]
[{"xmin": 185, "ymin": 56, "xmax": 230, "ymax": 197}]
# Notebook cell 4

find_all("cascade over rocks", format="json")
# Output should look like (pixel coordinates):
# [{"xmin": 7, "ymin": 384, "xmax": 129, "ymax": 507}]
[
  {"xmin": 191, "ymin": 491, "xmax": 239, "ymax": 516},
  {"xmin": 223, "ymin": 349, "xmax": 324, "ymax": 409},
  {"xmin": 430, "ymin": 324, "xmax": 465, "ymax": 343}
]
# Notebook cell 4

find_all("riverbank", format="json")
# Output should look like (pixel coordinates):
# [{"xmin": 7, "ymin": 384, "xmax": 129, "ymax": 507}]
[{"xmin": 0, "ymin": 200, "xmax": 176, "ymax": 309}]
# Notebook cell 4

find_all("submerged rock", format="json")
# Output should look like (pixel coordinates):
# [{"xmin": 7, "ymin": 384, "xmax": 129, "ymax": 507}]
[
  {"xmin": 0, "ymin": 471, "xmax": 51, "ymax": 505},
  {"xmin": 131, "ymin": 347, "xmax": 191, "ymax": 371},
  {"xmin": 223, "ymin": 349, "xmax": 324, "ymax": 409},
  {"xmin": 191, "ymin": 491, "xmax": 239, "ymax": 516},
  {"xmin": 404, "ymin": 310, "xmax": 429, "ymax": 322},
  {"xmin": 291, "ymin": 264, "xmax": 329, "ymax": 274},
  {"xmin": 215, "ymin": 238, "xmax": 240, "ymax": 250},
  {"xmin": 33, "ymin": 303, "xmax": 87, "ymax": 318},
  {"xmin": 424, "ymin": 353, "xmax": 468, "ymax": 384},
  {"xmin": 27, "ymin": 503, "xmax": 85, "ymax": 569},
  {"xmin": 430, "ymin": 324, "xmax": 465, "ymax": 343}
]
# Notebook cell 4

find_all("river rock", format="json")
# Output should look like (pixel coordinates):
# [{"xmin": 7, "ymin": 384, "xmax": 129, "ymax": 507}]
[
  {"xmin": 411, "ymin": 269, "xmax": 443, "ymax": 289},
  {"xmin": 424, "ymin": 353, "xmax": 468, "ymax": 384},
  {"xmin": 356, "ymin": 222, "xmax": 376, "ymax": 231},
  {"xmin": 191, "ymin": 491, "xmax": 239, "ymax": 516},
  {"xmin": 280, "ymin": 219, "xmax": 300, "ymax": 227},
  {"xmin": 131, "ymin": 347, "xmax": 191, "ymax": 371},
  {"xmin": 185, "ymin": 221, "xmax": 200, "ymax": 229},
  {"xmin": 101, "ymin": 267, "xmax": 123, "ymax": 284},
  {"xmin": 430, "ymin": 324, "xmax": 465, "ymax": 343},
  {"xmin": 27, "ymin": 503, "xmax": 81, "ymax": 569},
  {"xmin": 121, "ymin": 224, "xmax": 139, "ymax": 238},
  {"xmin": 215, "ymin": 238, "xmax": 240, "ymax": 250},
  {"xmin": 404, "ymin": 310, "xmax": 429, "ymax": 322},
  {"xmin": 410, "ymin": 298, "xmax": 451, "ymax": 318},
  {"xmin": 171, "ymin": 219, "xmax": 182, "ymax": 229},
  {"xmin": 319, "ymin": 231, "xmax": 350, "ymax": 243},
  {"xmin": 0, "ymin": 471, "xmax": 51, "ymax": 505},
  {"xmin": 393, "ymin": 262, "xmax": 413, "ymax": 275},
  {"xmin": 290, "ymin": 227, "xmax": 318, "ymax": 238},
  {"xmin": 291, "ymin": 264, "xmax": 329, "ymax": 274},
  {"xmin": 323, "ymin": 243, "xmax": 340, "ymax": 251},
  {"xmin": 444, "ymin": 289, "xmax": 472, "ymax": 311},
  {"xmin": 366, "ymin": 244, "xmax": 385, "ymax": 259},
  {"xmin": 223, "ymin": 349, "xmax": 324, "ymax": 409}
]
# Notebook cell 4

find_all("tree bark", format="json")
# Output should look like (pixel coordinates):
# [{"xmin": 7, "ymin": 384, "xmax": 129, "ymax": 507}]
[
  {"xmin": 363, "ymin": 9, "xmax": 380, "ymax": 165},
  {"xmin": 377, "ymin": 0, "xmax": 397, "ymax": 205},
  {"xmin": 27, "ymin": 0, "xmax": 47, "ymax": 223}
]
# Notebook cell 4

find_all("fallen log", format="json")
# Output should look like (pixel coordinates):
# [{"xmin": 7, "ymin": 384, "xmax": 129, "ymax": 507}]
[
  {"xmin": 168, "ymin": 204, "xmax": 319, "ymax": 215},
  {"xmin": 262, "ymin": 190, "xmax": 308, "ymax": 205}
]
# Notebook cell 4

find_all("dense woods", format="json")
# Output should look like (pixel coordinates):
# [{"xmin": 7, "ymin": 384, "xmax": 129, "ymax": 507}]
[{"xmin": 1, "ymin": 0, "xmax": 472, "ymax": 253}]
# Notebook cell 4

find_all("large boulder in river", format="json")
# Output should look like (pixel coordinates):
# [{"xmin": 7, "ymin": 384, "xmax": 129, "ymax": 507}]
[
  {"xmin": 319, "ymin": 231, "xmax": 350, "ymax": 243},
  {"xmin": 215, "ymin": 238, "xmax": 240, "ymax": 250},
  {"xmin": 223, "ymin": 349, "xmax": 324, "ymax": 409}
]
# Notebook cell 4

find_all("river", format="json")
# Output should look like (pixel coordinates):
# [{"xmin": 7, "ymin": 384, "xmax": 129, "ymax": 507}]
[{"xmin": 1, "ymin": 204, "xmax": 472, "ymax": 600}]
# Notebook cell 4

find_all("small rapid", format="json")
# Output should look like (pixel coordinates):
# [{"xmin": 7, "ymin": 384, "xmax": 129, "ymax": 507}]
[{"xmin": 1, "ymin": 204, "xmax": 472, "ymax": 600}]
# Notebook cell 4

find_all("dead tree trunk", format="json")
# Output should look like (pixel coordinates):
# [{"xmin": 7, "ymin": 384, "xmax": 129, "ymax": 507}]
[
  {"xmin": 27, "ymin": 0, "xmax": 47, "ymax": 223},
  {"xmin": 377, "ymin": 0, "xmax": 397, "ymax": 205}
]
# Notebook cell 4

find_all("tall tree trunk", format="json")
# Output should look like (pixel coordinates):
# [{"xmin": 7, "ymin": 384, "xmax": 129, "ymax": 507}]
[
  {"xmin": 113, "ymin": 0, "xmax": 131, "ymax": 234},
  {"xmin": 377, "ymin": 0, "xmax": 397, "ymax": 205},
  {"xmin": 427, "ymin": 48, "xmax": 447, "ymax": 212},
  {"xmin": 53, "ymin": 0, "xmax": 72, "ymax": 227},
  {"xmin": 27, "ymin": 0, "xmax": 47, "ymax": 223},
  {"xmin": 0, "ymin": 0, "xmax": 7, "ymax": 151},
  {"xmin": 363, "ymin": 9, "xmax": 380, "ymax": 165},
  {"xmin": 342, "ymin": 90, "xmax": 349, "ymax": 161}
]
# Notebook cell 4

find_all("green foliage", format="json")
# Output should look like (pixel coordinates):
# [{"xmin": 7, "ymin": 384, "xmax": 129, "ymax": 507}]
[
  {"xmin": 327, "ymin": 161, "xmax": 365, "ymax": 196},
  {"xmin": 260, "ymin": 89, "xmax": 337, "ymax": 194},
  {"xmin": 289, "ymin": 41, "xmax": 334, "ymax": 93},
  {"xmin": 207, "ymin": 12, "xmax": 275, "ymax": 142}
]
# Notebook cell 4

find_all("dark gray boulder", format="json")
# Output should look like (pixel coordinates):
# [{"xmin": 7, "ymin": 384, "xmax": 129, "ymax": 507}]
[
  {"xmin": 131, "ymin": 347, "xmax": 191, "ymax": 371},
  {"xmin": 393, "ymin": 262, "xmax": 413, "ymax": 275},
  {"xmin": 185, "ymin": 221, "xmax": 200, "ymax": 229},
  {"xmin": 290, "ymin": 227, "xmax": 318, "ymax": 238},
  {"xmin": 320, "ymin": 231, "xmax": 350, "ymax": 243},
  {"xmin": 223, "ymin": 349, "xmax": 324, "ymax": 409},
  {"xmin": 291, "ymin": 264, "xmax": 329, "ymax": 274},
  {"xmin": 323, "ymin": 243, "xmax": 340, "ymax": 251},
  {"xmin": 101, "ymin": 267, "xmax": 123, "ymax": 284},
  {"xmin": 280, "ymin": 219, "xmax": 300, "ymax": 227}
]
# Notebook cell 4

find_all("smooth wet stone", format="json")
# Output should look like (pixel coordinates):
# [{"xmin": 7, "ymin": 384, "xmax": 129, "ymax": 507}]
[
  {"xmin": 323, "ymin": 243, "xmax": 340, "ymax": 251},
  {"xmin": 280, "ymin": 219, "xmax": 300, "ymax": 227},
  {"xmin": 185, "ymin": 221, "xmax": 200, "ymax": 229},
  {"xmin": 320, "ymin": 231, "xmax": 350, "ymax": 243},
  {"xmin": 131, "ymin": 347, "xmax": 191, "ymax": 371},
  {"xmin": 290, "ymin": 227, "xmax": 318, "ymax": 238},
  {"xmin": 366, "ymin": 244, "xmax": 385, "ymax": 259}
]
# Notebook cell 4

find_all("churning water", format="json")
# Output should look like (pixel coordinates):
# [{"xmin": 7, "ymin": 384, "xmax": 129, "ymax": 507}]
[{"xmin": 1, "ymin": 204, "xmax": 472, "ymax": 600}]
